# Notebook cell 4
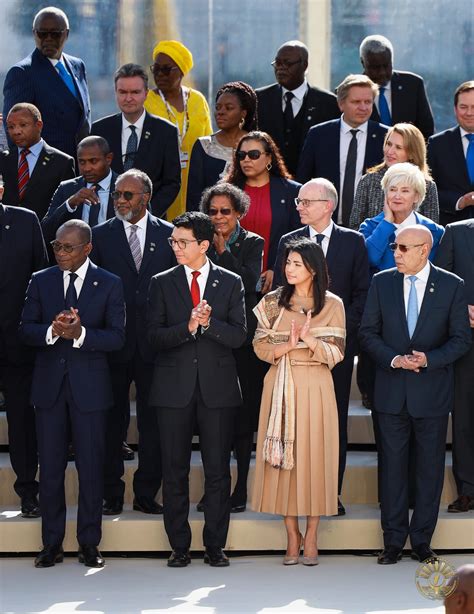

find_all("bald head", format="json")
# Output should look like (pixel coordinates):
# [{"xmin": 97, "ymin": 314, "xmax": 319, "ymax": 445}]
[
  {"xmin": 393, "ymin": 225, "xmax": 432, "ymax": 275},
  {"xmin": 445, "ymin": 564, "xmax": 474, "ymax": 614}
]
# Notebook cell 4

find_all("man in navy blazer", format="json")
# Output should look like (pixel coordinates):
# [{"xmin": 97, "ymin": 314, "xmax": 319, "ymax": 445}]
[
  {"xmin": 0, "ymin": 103, "xmax": 75, "ymax": 219},
  {"xmin": 297, "ymin": 74, "xmax": 387, "ymax": 227},
  {"xmin": 359, "ymin": 225, "xmax": 471, "ymax": 565},
  {"xmin": 427, "ymin": 81, "xmax": 474, "ymax": 226},
  {"xmin": 42, "ymin": 136, "xmax": 116, "ymax": 244},
  {"xmin": 273, "ymin": 179, "xmax": 369, "ymax": 513},
  {"xmin": 91, "ymin": 64, "xmax": 181, "ymax": 218},
  {"xmin": 19, "ymin": 220, "xmax": 125, "ymax": 569},
  {"xmin": 3, "ymin": 7, "xmax": 91, "ymax": 159},
  {"xmin": 0, "ymin": 201, "xmax": 48, "ymax": 519},
  {"xmin": 359, "ymin": 35, "xmax": 434, "ymax": 140},
  {"xmin": 147, "ymin": 212, "xmax": 246, "ymax": 568},
  {"xmin": 90, "ymin": 169, "xmax": 175, "ymax": 516}
]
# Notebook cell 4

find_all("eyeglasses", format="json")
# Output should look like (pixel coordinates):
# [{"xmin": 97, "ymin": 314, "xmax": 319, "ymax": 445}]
[
  {"xmin": 149, "ymin": 64, "xmax": 179, "ymax": 76},
  {"xmin": 208, "ymin": 208, "xmax": 233, "ymax": 216},
  {"xmin": 34, "ymin": 30, "xmax": 66, "ymax": 40},
  {"xmin": 50, "ymin": 241, "xmax": 88, "ymax": 253},
  {"xmin": 167, "ymin": 238, "xmax": 200, "ymax": 249},
  {"xmin": 294, "ymin": 198, "xmax": 328, "ymax": 208},
  {"xmin": 389, "ymin": 242, "xmax": 426, "ymax": 253},
  {"xmin": 236, "ymin": 149, "xmax": 266, "ymax": 161},
  {"xmin": 271, "ymin": 59, "xmax": 303, "ymax": 69},
  {"xmin": 111, "ymin": 191, "xmax": 146, "ymax": 201}
]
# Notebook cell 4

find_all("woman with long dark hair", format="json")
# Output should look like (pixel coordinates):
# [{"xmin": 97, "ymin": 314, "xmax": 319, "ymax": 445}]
[{"xmin": 252, "ymin": 237, "xmax": 345, "ymax": 565}]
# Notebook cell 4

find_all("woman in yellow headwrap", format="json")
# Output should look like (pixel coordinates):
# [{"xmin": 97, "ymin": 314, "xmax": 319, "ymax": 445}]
[{"xmin": 145, "ymin": 40, "xmax": 212, "ymax": 219}]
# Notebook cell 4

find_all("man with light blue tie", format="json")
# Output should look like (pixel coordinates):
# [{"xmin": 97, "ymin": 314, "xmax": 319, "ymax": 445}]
[
  {"xmin": 3, "ymin": 7, "xmax": 91, "ymax": 159},
  {"xmin": 42, "ymin": 136, "xmax": 117, "ymax": 244},
  {"xmin": 360, "ymin": 225, "xmax": 471, "ymax": 565},
  {"xmin": 359, "ymin": 35, "xmax": 434, "ymax": 140}
]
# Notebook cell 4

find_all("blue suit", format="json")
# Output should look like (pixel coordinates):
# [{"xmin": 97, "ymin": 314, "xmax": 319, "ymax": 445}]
[
  {"xmin": 359, "ymin": 264, "xmax": 471, "ymax": 549},
  {"xmin": 3, "ymin": 49, "xmax": 91, "ymax": 158},
  {"xmin": 19, "ymin": 262, "xmax": 125, "ymax": 547}
]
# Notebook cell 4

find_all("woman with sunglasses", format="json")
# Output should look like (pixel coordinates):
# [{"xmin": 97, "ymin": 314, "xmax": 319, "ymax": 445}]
[
  {"xmin": 252, "ymin": 237, "xmax": 345, "ymax": 565},
  {"xmin": 359, "ymin": 162, "xmax": 444, "ymax": 272},
  {"xmin": 349, "ymin": 123, "xmax": 439, "ymax": 230},
  {"xmin": 199, "ymin": 182, "xmax": 264, "ymax": 513},
  {"xmin": 186, "ymin": 82, "xmax": 258, "ymax": 211},
  {"xmin": 224, "ymin": 131, "xmax": 301, "ymax": 294},
  {"xmin": 145, "ymin": 40, "xmax": 212, "ymax": 220}
]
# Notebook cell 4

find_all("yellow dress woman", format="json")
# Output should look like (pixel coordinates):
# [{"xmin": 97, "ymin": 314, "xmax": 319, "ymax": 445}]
[{"xmin": 145, "ymin": 40, "xmax": 212, "ymax": 219}]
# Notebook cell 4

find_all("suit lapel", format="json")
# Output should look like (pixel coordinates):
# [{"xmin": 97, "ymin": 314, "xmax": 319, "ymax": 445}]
[
  {"xmin": 326, "ymin": 224, "xmax": 340, "ymax": 269},
  {"xmin": 203, "ymin": 261, "xmax": 222, "ymax": 306},
  {"xmin": 172, "ymin": 266, "xmax": 193, "ymax": 311},
  {"xmin": 112, "ymin": 217, "xmax": 137, "ymax": 273},
  {"xmin": 111, "ymin": 115, "xmax": 125, "ymax": 173},
  {"xmin": 2, "ymin": 150, "xmax": 20, "ymax": 201},
  {"xmin": 140, "ymin": 216, "xmax": 163, "ymax": 277},
  {"xmin": 464, "ymin": 221, "xmax": 474, "ymax": 262},
  {"xmin": 77, "ymin": 262, "xmax": 100, "ymax": 315},
  {"xmin": 134, "ymin": 113, "xmax": 153, "ymax": 167},
  {"xmin": 393, "ymin": 270, "xmax": 410, "ymax": 340},
  {"xmin": 49, "ymin": 267, "xmax": 67, "ymax": 313},
  {"xmin": 390, "ymin": 72, "xmax": 401, "ymax": 122},
  {"xmin": 450, "ymin": 127, "xmax": 471, "ymax": 185},
  {"xmin": 364, "ymin": 121, "xmax": 382, "ymax": 168},
  {"xmin": 25, "ymin": 144, "xmax": 53, "ymax": 193},
  {"xmin": 411, "ymin": 265, "xmax": 438, "ymax": 341},
  {"xmin": 106, "ymin": 174, "xmax": 117, "ymax": 218}
]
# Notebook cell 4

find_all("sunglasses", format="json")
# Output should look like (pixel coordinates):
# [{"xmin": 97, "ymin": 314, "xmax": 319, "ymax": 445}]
[
  {"xmin": 208, "ymin": 208, "xmax": 233, "ymax": 216},
  {"xmin": 236, "ymin": 149, "xmax": 266, "ymax": 161},
  {"xmin": 50, "ymin": 241, "xmax": 88, "ymax": 254},
  {"xmin": 111, "ymin": 191, "xmax": 146, "ymax": 201},
  {"xmin": 150, "ymin": 64, "xmax": 179, "ymax": 76},
  {"xmin": 389, "ymin": 242, "xmax": 425, "ymax": 253},
  {"xmin": 34, "ymin": 29, "xmax": 66, "ymax": 40}
]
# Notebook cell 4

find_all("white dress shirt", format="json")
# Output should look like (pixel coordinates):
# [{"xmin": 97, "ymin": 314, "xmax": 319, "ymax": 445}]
[
  {"xmin": 18, "ymin": 138, "xmax": 44, "ymax": 177},
  {"xmin": 121, "ymin": 110, "xmax": 146, "ymax": 159},
  {"xmin": 122, "ymin": 211, "xmax": 148, "ymax": 255},
  {"xmin": 394, "ymin": 211, "xmax": 417, "ymax": 234},
  {"xmin": 46, "ymin": 258, "xmax": 91, "ymax": 348},
  {"xmin": 402, "ymin": 260, "xmax": 430, "ymax": 315},
  {"xmin": 338, "ymin": 118, "xmax": 369, "ymax": 224},
  {"xmin": 281, "ymin": 79, "xmax": 308, "ymax": 117},
  {"xmin": 308, "ymin": 221, "xmax": 334, "ymax": 256},
  {"xmin": 184, "ymin": 258, "xmax": 210, "ymax": 299},
  {"xmin": 374, "ymin": 80, "xmax": 392, "ymax": 115}
]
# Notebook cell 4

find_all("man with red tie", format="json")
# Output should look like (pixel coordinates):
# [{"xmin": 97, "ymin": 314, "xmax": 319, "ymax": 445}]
[{"xmin": 147, "ymin": 211, "xmax": 246, "ymax": 568}]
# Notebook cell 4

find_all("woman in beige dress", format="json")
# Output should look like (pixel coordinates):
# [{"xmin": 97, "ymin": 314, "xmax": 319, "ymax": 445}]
[{"xmin": 251, "ymin": 237, "xmax": 345, "ymax": 566}]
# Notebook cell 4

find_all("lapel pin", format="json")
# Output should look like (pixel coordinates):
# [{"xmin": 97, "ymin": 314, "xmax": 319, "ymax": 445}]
[
  {"xmin": 372, "ymin": 133, "xmax": 377, "ymax": 138},
  {"xmin": 44, "ymin": 156, "xmax": 50, "ymax": 162},
  {"xmin": 307, "ymin": 116, "xmax": 312, "ymax": 121},
  {"xmin": 398, "ymin": 85, "xmax": 403, "ymax": 90},
  {"xmin": 93, "ymin": 281, "xmax": 98, "ymax": 286},
  {"xmin": 150, "ymin": 247, "xmax": 155, "ymax": 252},
  {"xmin": 42, "ymin": 161, "xmax": 47, "ymax": 165},
  {"xmin": 5, "ymin": 225, "xmax": 10, "ymax": 230},
  {"xmin": 235, "ymin": 242, "xmax": 240, "ymax": 247},
  {"xmin": 429, "ymin": 288, "xmax": 434, "ymax": 292},
  {"xmin": 144, "ymin": 131, "xmax": 151, "ymax": 139}
]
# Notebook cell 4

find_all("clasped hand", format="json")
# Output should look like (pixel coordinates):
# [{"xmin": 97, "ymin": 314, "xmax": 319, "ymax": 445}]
[
  {"xmin": 394, "ymin": 350, "xmax": 427, "ymax": 372},
  {"xmin": 289, "ymin": 311, "xmax": 312, "ymax": 348},
  {"xmin": 52, "ymin": 308, "xmax": 82, "ymax": 340},
  {"xmin": 188, "ymin": 300, "xmax": 212, "ymax": 333}
]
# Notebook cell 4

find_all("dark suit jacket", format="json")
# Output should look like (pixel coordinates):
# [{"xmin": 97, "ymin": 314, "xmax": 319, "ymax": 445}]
[
  {"xmin": 3, "ymin": 49, "xmax": 91, "ymax": 158},
  {"xmin": 147, "ymin": 261, "xmax": 246, "ymax": 409},
  {"xmin": 256, "ymin": 83, "xmax": 340, "ymax": 173},
  {"xmin": 359, "ymin": 263, "xmax": 471, "ymax": 417},
  {"xmin": 19, "ymin": 262, "xmax": 125, "ymax": 411},
  {"xmin": 435, "ymin": 219, "xmax": 474, "ymax": 303},
  {"xmin": 0, "ymin": 142, "xmax": 75, "ymax": 219},
  {"xmin": 91, "ymin": 112, "xmax": 181, "ymax": 217},
  {"xmin": 41, "ymin": 172, "xmax": 118, "ymax": 243},
  {"xmin": 0, "ymin": 205, "xmax": 48, "ymax": 363},
  {"xmin": 90, "ymin": 214, "xmax": 175, "ymax": 363},
  {"xmin": 370, "ymin": 71, "xmax": 434, "ymax": 139},
  {"xmin": 296, "ymin": 119, "xmax": 387, "ymax": 218},
  {"xmin": 427, "ymin": 126, "xmax": 474, "ymax": 220},
  {"xmin": 273, "ymin": 224, "xmax": 369, "ymax": 355}
]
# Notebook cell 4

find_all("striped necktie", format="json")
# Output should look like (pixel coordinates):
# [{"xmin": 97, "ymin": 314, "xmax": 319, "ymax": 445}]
[
  {"xmin": 128, "ymin": 225, "xmax": 142, "ymax": 272},
  {"xmin": 18, "ymin": 148, "xmax": 31, "ymax": 200}
]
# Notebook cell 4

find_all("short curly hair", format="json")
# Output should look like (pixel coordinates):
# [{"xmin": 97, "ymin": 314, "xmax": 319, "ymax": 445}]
[
  {"xmin": 215, "ymin": 81, "xmax": 258, "ymax": 131},
  {"xmin": 199, "ymin": 182, "xmax": 251, "ymax": 218}
]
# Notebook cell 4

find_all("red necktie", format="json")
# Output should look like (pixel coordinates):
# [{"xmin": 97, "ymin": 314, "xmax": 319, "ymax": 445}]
[
  {"xmin": 190, "ymin": 271, "xmax": 201, "ymax": 307},
  {"xmin": 18, "ymin": 148, "xmax": 31, "ymax": 200}
]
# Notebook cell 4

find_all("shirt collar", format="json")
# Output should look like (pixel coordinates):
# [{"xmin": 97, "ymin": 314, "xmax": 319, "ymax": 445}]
[
  {"xmin": 460, "ymin": 127, "xmax": 474, "ymax": 138},
  {"xmin": 281, "ymin": 78, "xmax": 308, "ymax": 101},
  {"xmin": 404, "ymin": 260, "xmax": 430, "ymax": 283},
  {"xmin": 309, "ymin": 220, "xmax": 334, "ymax": 240},
  {"xmin": 122, "ymin": 109, "xmax": 146, "ymax": 132},
  {"xmin": 86, "ymin": 169, "xmax": 113, "ymax": 191},
  {"xmin": 394, "ymin": 211, "xmax": 417, "ymax": 230},
  {"xmin": 19, "ymin": 138, "xmax": 44, "ymax": 157},
  {"xmin": 379, "ymin": 81, "xmax": 391, "ymax": 93},
  {"xmin": 340, "ymin": 117, "xmax": 368, "ymax": 134},
  {"xmin": 62, "ymin": 257, "xmax": 90, "ymax": 282},
  {"xmin": 184, "ymin": 257, "xmax": 210, "ymax": 279},
  {"xmin": 122, "ymin": 211, "xmax": 149, "ymax": 231}
]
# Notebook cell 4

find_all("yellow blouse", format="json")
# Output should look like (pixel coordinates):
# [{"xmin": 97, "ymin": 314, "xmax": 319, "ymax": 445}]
[{"xmin": 145, "ymin": 87, "xmax": 212, "ymax": 219}]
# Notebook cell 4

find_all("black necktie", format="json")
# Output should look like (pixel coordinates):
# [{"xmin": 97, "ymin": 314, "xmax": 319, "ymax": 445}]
[
  {"xmin": 65, "ymin": 272, "xmax": 78, "ymax": 310},
  {"xmin": 124, "ymin": 125, "xmax": 138, "ymax": 171},
  {"xmin": 341, "ymin": 129, "xmax": 358, "ymax": 227},
  {"xmin": 88, "ymin": 183, "xmax": 101, "ymax": 227},
  {"xmin": 315, "ymin": 234, "xmax": 325, "ymax": 246},
  {"xmin": 283, "ymin": 92, "xmax": 295, "ymax": 129}
]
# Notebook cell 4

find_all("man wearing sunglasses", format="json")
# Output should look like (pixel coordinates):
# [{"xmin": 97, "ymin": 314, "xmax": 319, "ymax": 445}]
[
  {"xmin": 360, "ymin": 225, "xmax": 471, "ymax": 565},
  {"xmin": 42, "ymin": 136, "xmax": 116, "ymax": 244},
  {"xmin": 3, "ymin": 7, "xmax": 91, "ymax": 160},
  {"xmin": 91, "ymin": 63, "xmax": 181, "ymax": 218},
  {"xmin": 256, "ymin": 40, "xmax": 340, "ymax": 176},
  {"xmin": 89, "ymin": 169, "xmax": 175, "ymax": 517}
]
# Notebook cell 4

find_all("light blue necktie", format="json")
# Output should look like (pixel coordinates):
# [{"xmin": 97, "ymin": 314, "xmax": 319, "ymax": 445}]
[
  {"xmin": 466, "ymin": 134, "xmax": 474, "ymax": 184},
  {"xmin": 378, "ymin": 86, "xmax": 392, "ymax": 126},
  {"xmin": 56, "ymin": 61, "xmax": 77, "ymax": 98},
  {"xmin": 407, "ymin": 275, "xmax": 418, "ymax": 338}
]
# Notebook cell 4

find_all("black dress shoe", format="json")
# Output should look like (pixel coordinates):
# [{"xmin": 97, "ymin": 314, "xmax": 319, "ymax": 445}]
[
  {"xmin": 337, "ymin": 498, "xmax": 346, "ymax": 516},
  {"xmin": 21, "ymin": 496, "xmax": 41, "ymax": 518},
  {"xmin": 133, "ymin": 497, "xmax": 163, "ymax": 514},
  {"xmin": 447, "ymin": 495, "xmax": 474, "ymax": 513},
  {"xmin": 102, "ymin": 497, "xmax": 123, "ymax": 515},
  {"xmin": 168, "ymin": 550, "xmax": 191, "ymax": 567},
  {"xmin": 35, "ymin": 544, "xmax": 64, "ymax": 568},
  {"xmin": 230, "ymin": 503, "xmax": 246, "ymax": 513},
  {"xmin": 122, "ymin": 442, "xmax": 135, "ymax": 461},
  {"xmin": 196, "ymin": 498, "xmax": 205, "ymax": 512},
  {"xmin": 411, "ymin": 544, "xmax": 438, "ymax": 562},
  {"xmin": 78, "ymin": 545, "xmax": 105, "ymax": 568},
  {"xmin": 377, "ymin": 546, "xmax": 403, "ymax": 565},
  {"xmin": 204, "ymin": 547, "xmax": 230, "ymax": 567}
]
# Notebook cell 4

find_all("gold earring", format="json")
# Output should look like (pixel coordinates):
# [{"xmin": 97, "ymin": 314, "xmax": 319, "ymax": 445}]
[
  {"xmin": 239, "ymin": 117, "xmax": 245, "ymax": 129},
  {"xmin": 266, "ymin": 162, "xmax": 272, "ymax": 171}
]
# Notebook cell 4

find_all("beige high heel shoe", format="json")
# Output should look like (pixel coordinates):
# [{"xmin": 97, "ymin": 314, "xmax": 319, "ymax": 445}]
[
  {"xmin": 302, "ymin": 540, "xmax": 319, "ymax": 566},
  {"xmin": 283, "ymin": 533, "xmax": 304, "ymax": 565}
]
